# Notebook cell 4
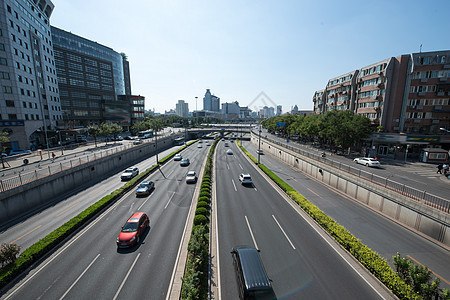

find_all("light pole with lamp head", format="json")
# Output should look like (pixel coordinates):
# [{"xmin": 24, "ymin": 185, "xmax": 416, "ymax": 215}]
[
  {"xmin": 258, "ymin": 124, "xmax": 262, "ymax": 164},
  {"xmin": 440, "ymin": 127, "xmax": 450, "ymax": 133},
  {"xmin": 57, "ymin": 130, "xmax": 64, "ymax": 155}
]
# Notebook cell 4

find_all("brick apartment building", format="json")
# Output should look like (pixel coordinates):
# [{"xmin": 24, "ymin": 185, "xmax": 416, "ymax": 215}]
[{"xmin": 313, "ymin": 50, "xmax": 450, "ymax": 160}]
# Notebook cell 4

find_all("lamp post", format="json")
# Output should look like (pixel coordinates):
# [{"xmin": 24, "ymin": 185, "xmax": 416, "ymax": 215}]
[
  {"xmin": 440, "ymin": 127, "xmax": 450, "ymax": 133},
  {"xmin": 155, "ymin": 123, "xmax": 158, "ymax": 166},
  {"xmin": 258, "ymin": 124, "xmax": 262, "ymax": 164},
  {"xmin": 195, "ymin": 96, "xmax": 198, "ymax": 125},
  {"xmin": 58, "ymin": 130, "xmax": 64, "ymax": 155}
]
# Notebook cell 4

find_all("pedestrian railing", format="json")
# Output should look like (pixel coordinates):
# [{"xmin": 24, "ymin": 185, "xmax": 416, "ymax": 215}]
[
  {"xmin": 256, "ymin": 133, "xmax": 449, "ymax": 214},
  {"xmin": 0, "ymin": 141, "xmax": 144, "ymax": 193}
]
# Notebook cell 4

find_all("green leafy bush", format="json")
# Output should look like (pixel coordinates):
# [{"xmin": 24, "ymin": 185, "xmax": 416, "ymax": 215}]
[
  {"xmin": 199, "ymin": 190, "xmax": 210, "ymax": 198},
  {"xmin": 197, "ymin": 201, "xmax": 210, "ymax": 210},
  {"xmin": 193, "ymin": 215, "xmax": 207, "ymax": 226},
  {"xmin": 195, "ymin": 207, "xmax": 209, "ymax": 217},
  {"xmin": 198, "ymin": 196, "xmax": 210, "ymax": 204}
]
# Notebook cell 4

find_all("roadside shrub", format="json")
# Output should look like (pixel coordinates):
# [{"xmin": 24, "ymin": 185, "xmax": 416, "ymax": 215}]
[
  {"xmin": 193, "ymin": 215, "xmax": 208, "ymax": 226},
  {"xmin": 199, "ymin": 190, "xmax": 210, "ymax": 198},
  {"xmin": 195, "ymin": 207, "xmax": 209, "ymax": 217},
  {"xmin": 198, "ymin": 196, "xmax": 210, "ymax": 204},
  {"xmin": 197, "ymin": 201, "xmax": 210, "ymax": 210}
]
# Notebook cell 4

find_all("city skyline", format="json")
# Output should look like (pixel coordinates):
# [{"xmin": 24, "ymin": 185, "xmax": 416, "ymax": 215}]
[{"xmin": 50, "ymin": 0, "xmax": 450, "ymax": 113}]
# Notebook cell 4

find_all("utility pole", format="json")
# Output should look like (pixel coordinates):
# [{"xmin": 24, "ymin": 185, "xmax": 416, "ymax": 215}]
[{"xmin": 258, "ymin": 124, "xmax": 262, "ymax": 164}]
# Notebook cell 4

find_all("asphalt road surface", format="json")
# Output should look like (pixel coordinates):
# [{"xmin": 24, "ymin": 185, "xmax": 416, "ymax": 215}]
[
  {"xmin": 215, "ymin": 140, "xmax": 393, "ymax": 299},
  {"xmin": 1, "ymin": 142, "xmax": 207, "ymax": 300},
  {"xmin": 241, "ymin": 138, "xmax": 450, "ymax": 290}
]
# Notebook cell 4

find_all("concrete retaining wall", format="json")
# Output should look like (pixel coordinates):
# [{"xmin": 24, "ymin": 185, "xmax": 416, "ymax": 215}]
[
  {"xmin": 251, "ymin": 134, "xmax": 450, "ymax": 247},
  {"xmin": 0, "ymin": 137, "xmax": 174, "ymax": 225}
]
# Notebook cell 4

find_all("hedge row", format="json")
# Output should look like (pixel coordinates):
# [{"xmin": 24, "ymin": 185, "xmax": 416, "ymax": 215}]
[
  {"xmin": 181, "ymin": 138, "xmax": 218, "ymax": 300},
  {"xmin": 0, "ymin": 141, "xmax": 195, "ymax": 288},
  {"xmin": 236, "ymin": 140, "xmax": 419, "ymax": 300}
]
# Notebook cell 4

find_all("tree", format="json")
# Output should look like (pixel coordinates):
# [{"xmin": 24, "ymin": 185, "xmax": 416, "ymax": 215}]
[
  {"xmin": 0, "ymin": 243, "xmax": 21, "ymax": 268},
  {"xmin": 87, "ymin": 126, "xmax": 101, "ymax": 148},
  {"xmin": 108, "ymin": 123, "xmax": 123, "ymax": 143}
]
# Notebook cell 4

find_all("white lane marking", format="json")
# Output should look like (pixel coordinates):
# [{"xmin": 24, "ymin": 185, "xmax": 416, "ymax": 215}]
[
  {"xmin": 272, "ymin": 215, "xmax": 296, "ymax": 250},
  {"xmin": 3, "ymin": 193, "xmax": 129, "ymax": 300},
  {"xmin": 245, "ymin": 216, "xmax": 259, "ymax": 250},
  {"xmin": 254, "ymin": 186, "xmax": 257, "ymax": 192},
  {"xmin": 138, "ymin": 192, "xmax": 154, "ymax": 210},
  {"xmin": 59, "ymin": 253, "xmax": 101, "ymax": 300},
  {"xmin": 113, "ymin": 253, "xmax": 141, "ymax": 300},
  {"xmin": 239, "ymin": 163, "xmax": 243, "ymax": 170},
  {"xmin": 231, "ymin": 179, "xmax": 237, "ymax": 192},
  {"xmin": 165, "ymin": 191, "xmax": 176, "ymax": 209},
  {"xmin": 167, "ymin": 169, "xmax": 174, "ymax": 177},
  {"xmin": 227, "ymin": 163, "xmax": 230, "ymax": 170}
]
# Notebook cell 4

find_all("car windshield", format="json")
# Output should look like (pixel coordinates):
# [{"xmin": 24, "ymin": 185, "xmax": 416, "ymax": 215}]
[
  {"xmin": 122, "ymin": 222, "xmax": 138, "ymax": 232},
  {"xmin": 139, "ymin": 183, "xmax": 148, "ymax": 188},
  {"xmin": 124, "ymin": 169, "xmax": 133, "ymax": 173}
]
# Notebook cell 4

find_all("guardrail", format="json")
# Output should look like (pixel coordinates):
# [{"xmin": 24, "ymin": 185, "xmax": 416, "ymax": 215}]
[
  {"xmin": 257, "ymin": 133, "xmax": 450, "ymax": 214},
  {"xmin": 0, "ymin": 144, "xmax": 135, "ymax": 192}
]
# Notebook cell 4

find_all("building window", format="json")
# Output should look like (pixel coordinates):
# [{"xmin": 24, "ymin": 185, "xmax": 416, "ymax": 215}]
[
  {"xmin": 1, "ymin": 72, "xmax": 10, "ymax": 79},
  {"xmin": 6, "ymin": 100, "xmax": 15, "ymax": 107},
  {"xmin": 8, "ymin": 114, "xmax": 18, "ymax": 120},
  {"xmin": 2, "ymin": 86, "xmax": 13, "ymax": 93}
]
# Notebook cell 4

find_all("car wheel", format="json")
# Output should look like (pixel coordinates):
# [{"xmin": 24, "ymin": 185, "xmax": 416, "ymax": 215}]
[
  {"xmin": 137, "ymin": 236, "xmax": 140, "ymax": 244},
  {"xmin": 366, "ymin": 163, "xmax": 369, "ymax": 167}
]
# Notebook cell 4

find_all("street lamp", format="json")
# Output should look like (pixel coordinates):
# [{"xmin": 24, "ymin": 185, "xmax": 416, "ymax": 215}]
[
  {"xmin": 57, "ymin": 130, "xmax": 64, "ymax": 155},
  {"xmin": 258, "ymin": 124, "xmax": 262, "ymax": 164},
  {"xmin": 195, "ymin": 96, "xmax": 198, "ymax": 125},
  {"xmin": 439, "ymin": 127, "xmax": 450, "ymax": 133}
]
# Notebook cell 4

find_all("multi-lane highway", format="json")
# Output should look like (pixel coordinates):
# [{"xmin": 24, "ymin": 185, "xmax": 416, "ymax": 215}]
[
  {"xmin": 240, "ymin": 138, "xmax": 450, "ymax": 290},
  {"xmin": 214, "ymin": 140, "xmax": 393, "ymax": 299},
  {"xmin": 1, "ymin": 142, "xmax": 207, "ymax": 299}
]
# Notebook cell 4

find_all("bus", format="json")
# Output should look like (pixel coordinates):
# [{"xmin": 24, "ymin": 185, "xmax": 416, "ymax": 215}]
[
  {"xmin": 138, "ymin": 130, "xmax": 153, "ymax": 139},
  {"xmin": 174, "ymin": 137, "xmax": 184, "ymax": 145}
]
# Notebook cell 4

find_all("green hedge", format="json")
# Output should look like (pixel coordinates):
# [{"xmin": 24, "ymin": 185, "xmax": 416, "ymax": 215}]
[
  {"xmin": 0, "ymin": 141, "xmax": 196, "ymax": 288},
  {"xmin": 181, "ymin": 138, "xmax": 218, "ymax": 299},
  {"xmin": 237, "ymin": 140, "xmax": 418, "ymax": 300}
]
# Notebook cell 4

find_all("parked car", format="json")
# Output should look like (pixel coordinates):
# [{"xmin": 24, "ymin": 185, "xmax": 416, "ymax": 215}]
[
  {"xmin": 186, "ymin": 171, "xmax": 197, "ymax": 183},
  {"xmin": 353, "ymin": 157, "xmax": 380, "ymax": 167},
  {"xmin": 136, "ymin": 181, "xmax": 155, "ymax": 196},
  {"xmin": 121, "ymin": 167, "xmax": 139, "ymax": 180},
  {"xmin": 2, "ymin": 149, "xmax": 32, "ymax": 156},
  {"xmin": 227, "ymin": 149, "xmax": 233, "ymax": 155},
  {"xmin": 133, "ymin": 139, "xmax": 143, "ymax": 145},
  {"xmin": 116, "ymin": 212, "xmax": 149, "ymax": 248},
  {"xmin": 239, "ymin": 173, "xmax": 252, "ymax": 185},
  {"xmin": 180, "ymin": 158, "xmax": 190, "ymax": 166},
  {"xmin": 174, "ymin": 154, "xmax": 182, "ymax": 161}
]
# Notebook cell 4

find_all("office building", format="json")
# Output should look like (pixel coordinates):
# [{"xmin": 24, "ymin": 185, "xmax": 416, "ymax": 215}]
[
  {"xmin": 52, "ymin": 26, "xmax": 132, "ymax": 128},
  {"xmin": 0, "ymin": 0, "xmax": 61, "ymax": 150},
  {"xmin": 203, "ymin": 88, "xmax": 220, "ymax": 112},
  {"xmin": 175, "ymin": 100, "xmax": 189, "ymax": 117},
  {"xmin": 276, "ymin": 105, "xmax": 282, "ymax": 116}
]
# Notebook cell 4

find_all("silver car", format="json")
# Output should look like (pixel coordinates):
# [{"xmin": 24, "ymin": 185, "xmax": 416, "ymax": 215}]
[{"xmin": 186, "ymin": 171, "xmax": 197, "ymax": 183}]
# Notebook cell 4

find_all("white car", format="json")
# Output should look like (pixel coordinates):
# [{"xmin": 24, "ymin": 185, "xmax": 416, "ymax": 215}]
[
  {"xmin": 174, "ymin": 154, "xmax": 182, "ymax": 161},
  {"xmin": 121, "ymin": 167, "xmax": 139, "ymax": 180},
  {"xmin": 186, "ymin": 171, "xmax": 197, "ymax": 183},
  {"xmin": 353, "ymin": 157, "xmax": 380, "ymax": 167},
  {"xmin": 239, "ymin": 173, "xmax": 252, "ymax": 185},
  {"xmin": 226, "ymin": 149, "xmax": 233, "ymax": 155}
]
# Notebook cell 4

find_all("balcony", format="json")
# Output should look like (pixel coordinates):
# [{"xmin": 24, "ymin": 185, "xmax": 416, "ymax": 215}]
[
  {"xmin": 418, "ymin": 92, "xmax": 426, "ymax": 96},
  {"xmin": 437, "ymin": 92, "xmax": 445, "ymax": 96},
  {"xmin": 420, "ymin": 78, "xmax": 428, "ymax": 83}
]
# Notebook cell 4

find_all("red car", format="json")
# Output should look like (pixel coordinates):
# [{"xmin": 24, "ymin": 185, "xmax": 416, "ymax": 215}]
[{"xmin": 116, "ymin": 212, "xmax": 149, "ymax": 248}]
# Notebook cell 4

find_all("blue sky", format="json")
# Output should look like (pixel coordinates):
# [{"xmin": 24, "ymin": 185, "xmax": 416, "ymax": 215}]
[{"xmin": 50, "ymin": 0, "xmax": 450, "ymax": 114}]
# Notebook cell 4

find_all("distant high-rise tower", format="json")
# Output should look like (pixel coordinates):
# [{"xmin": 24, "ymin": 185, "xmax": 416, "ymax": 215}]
[
  {"xmin": 203, "ymin": 89, "xmax": 220, "ymax": 112},
  {"xmin": 276, "ymin": 105, "xmax": 282, "ymax": 116},
  {"xmin": 176, "ymin": 100, "xmax": 189, "ymax": 117}
]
